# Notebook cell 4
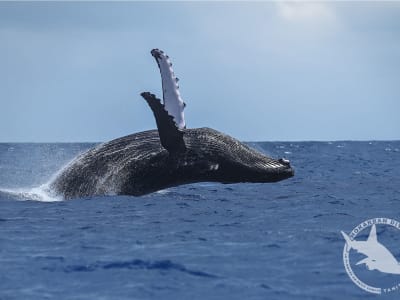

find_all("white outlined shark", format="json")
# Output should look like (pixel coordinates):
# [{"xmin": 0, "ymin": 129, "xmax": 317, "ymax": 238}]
[{"xmin": 341, "ymin": 225, "xmax": 400, "ymax": 275}]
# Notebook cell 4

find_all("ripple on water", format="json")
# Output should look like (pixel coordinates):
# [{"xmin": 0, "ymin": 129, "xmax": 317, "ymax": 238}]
[{"xmin": 43, "ymin": 259, "xmax": 219, "ymax": 279}]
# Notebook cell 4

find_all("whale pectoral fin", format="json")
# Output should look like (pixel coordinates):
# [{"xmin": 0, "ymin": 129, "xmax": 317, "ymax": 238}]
[
  {"xmin": 150, "ymin": 49, "xmax": 186, "ymax": 129},
  {"xmin": 140, "ymin": 92, "xmax": 186, "ymax": 153}
]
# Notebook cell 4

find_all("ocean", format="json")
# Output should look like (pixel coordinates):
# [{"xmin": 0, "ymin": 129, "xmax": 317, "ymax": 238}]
[{"xmin": 0, "ymin": 141, "xmax": 399, "ymax": 299}]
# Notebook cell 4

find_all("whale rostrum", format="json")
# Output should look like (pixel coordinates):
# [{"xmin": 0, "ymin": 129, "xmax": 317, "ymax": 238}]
[{"xmin": 50, "ymin": 49, "xmax": 294, "ymax": 199}]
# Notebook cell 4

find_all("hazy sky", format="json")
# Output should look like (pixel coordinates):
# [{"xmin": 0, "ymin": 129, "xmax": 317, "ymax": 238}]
[{"xmin": 1, "ymin": 1, "xmax": 399, "ymax": 142}]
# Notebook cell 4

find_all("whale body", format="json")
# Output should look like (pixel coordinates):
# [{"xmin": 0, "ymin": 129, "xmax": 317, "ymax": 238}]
[{"xmin": 50, "ymin": 128, "xmax": 294, "ymax": 199}]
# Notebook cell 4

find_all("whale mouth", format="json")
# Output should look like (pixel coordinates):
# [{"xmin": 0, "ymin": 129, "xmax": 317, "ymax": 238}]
[
  {"xmin": 264, "ymin": 160, "xmax": 294, "ymax": 182},
  {"xmin": 271, "ymin": 165, "xmax": 294, "ymax": 182},
  {"xmin": 280, "ymin": 158, "xmax": 294, "ymax": 176},
  {"xmin": 283, "ymin": 165, "xmax": 295, "ymax": 178}
]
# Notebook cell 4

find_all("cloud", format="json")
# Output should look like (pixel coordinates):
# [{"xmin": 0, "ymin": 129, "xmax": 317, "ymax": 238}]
[{"xmin": 276, "ymin": 2, "xmax": 336, "ymax": 23}]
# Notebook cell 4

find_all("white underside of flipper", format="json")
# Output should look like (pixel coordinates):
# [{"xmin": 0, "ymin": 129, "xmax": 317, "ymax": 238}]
[{"xmin": 151, "ymin": 49, "xmax": 186, "ymax": 130}]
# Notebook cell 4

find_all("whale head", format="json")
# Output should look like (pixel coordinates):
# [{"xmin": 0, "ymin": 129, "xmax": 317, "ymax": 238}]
[
  {"xmin": 182, "ymin": 128, "xmax": 294, "ymax": 184},
  {"xmin": 215, "ymin": 150, "xmax": 295, "ymax": 184}
]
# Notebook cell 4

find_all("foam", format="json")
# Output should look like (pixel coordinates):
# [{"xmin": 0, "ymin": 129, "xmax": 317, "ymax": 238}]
[{"xmin": 0, "ymin": 184, "xmax": 62, "ymax": 202}]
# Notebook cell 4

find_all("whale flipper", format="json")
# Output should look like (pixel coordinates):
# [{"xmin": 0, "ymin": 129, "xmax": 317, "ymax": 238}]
[
  {"xmin": 150, "ymin": 48, "xmax": 186, "ymax": 129},
  {"xmin": 141, "ymin": 92, "xmax": 185, "ymax": 153}
]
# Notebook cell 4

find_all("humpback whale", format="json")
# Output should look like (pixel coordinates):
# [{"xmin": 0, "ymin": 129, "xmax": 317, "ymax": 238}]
[{"xmin": 50, "ymin": 49, "xmax": 294, "ymax": 199}]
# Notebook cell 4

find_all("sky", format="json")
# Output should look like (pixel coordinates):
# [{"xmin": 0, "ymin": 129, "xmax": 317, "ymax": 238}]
[{"xmin": 0, "ymin": 1, "xmax": 399, "ymax": 142}]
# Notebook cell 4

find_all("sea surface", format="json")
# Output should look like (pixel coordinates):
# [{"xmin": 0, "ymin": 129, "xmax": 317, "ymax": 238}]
[{"xmin": 0, "ymin": 141, "xmax": 399, "ymax": 300}]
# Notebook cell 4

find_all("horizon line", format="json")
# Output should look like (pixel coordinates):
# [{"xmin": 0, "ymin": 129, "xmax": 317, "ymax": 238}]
[{"xmin": 1, "ymin": 139, "xmax": 399, "ymax": 144}]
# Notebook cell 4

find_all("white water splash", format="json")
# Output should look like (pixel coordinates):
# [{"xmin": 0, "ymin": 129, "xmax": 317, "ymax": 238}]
[{"xmin": 0, "ymin": 184, "xmax": 62, "ymax": 202}]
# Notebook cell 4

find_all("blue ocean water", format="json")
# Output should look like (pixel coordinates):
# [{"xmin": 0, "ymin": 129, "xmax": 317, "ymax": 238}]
[{"xmin": 0, "ymin": 141, "xmax": 399, "ymax": 299}]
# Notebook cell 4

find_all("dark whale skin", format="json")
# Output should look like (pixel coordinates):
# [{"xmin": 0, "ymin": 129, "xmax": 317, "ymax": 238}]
[{"xmin": 50, "ymin": 127, "xmax": 294, "ymax": 199}]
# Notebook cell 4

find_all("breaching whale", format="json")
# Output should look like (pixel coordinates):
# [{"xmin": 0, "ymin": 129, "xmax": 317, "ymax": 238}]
[{"xmin": 50, "ymin": 49, "xmax": 294, "ymax": 199}]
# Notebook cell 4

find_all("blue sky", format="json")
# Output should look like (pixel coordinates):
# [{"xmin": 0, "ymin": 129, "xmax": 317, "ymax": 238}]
[{"xmin": 0, "ymin": 1, "xmax": 399, "ymax": 142}]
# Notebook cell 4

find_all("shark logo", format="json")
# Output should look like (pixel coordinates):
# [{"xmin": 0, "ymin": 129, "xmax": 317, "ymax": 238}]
[
  {"xmin": 342, "ymin": 225, "xmax": 400, "ymax": 275},
  {"xmin": 341, "ymin": 218, "xmax": 400, "ymax": 294}
]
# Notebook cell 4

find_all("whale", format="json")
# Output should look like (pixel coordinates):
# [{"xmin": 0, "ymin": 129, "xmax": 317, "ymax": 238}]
[{"xmin": 50, "ymin": 49, "xmax": 294, "ymax": 199}]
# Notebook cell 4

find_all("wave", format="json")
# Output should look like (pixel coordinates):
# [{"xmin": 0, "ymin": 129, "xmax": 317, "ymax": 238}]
[{"xmin": 42, "ymin": 258, "xmax": 219, "ymax": 278}]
